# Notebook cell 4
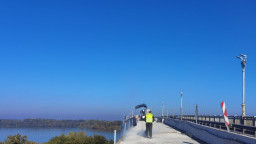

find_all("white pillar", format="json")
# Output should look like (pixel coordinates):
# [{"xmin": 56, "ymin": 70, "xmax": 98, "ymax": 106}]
[
  {"xmin": 114, "ymin": 130, "xmax": 116, "ymax": 144},
  {"xmin": 242, "ymin": 68, "xmax": 246, "ymax": 118}
]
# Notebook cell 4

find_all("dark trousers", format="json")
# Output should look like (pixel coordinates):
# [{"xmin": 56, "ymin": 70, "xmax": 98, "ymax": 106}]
[{"xmin": 146, "ymin": 123, "xmax": 152, "ymax": 137}]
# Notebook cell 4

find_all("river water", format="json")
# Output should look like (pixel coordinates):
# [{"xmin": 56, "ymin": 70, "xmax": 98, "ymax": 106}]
[{"xmin": 0, "ymin": 128, "xmax": 121, "ymax": 143}]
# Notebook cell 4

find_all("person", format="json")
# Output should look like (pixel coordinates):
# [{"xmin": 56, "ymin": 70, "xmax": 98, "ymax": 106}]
[
  {"xmin": 141, "ymin": 109, "xmax": 146, "ymax": 121},
  {"xmin": 145, "ymin": 109, "xmax": 154, "ymax": 138},
  {"xmin": 133, "ymin": 116, "xmax": 137, "ymax": 126}
]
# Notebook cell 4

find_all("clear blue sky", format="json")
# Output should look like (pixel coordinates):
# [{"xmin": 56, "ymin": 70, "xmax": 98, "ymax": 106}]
[{"xmin": 0, "ymin": 0, "xmax": 255, "ymax": 120}]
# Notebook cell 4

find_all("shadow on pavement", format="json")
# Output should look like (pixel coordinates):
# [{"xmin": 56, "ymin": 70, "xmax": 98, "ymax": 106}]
[{"xmin": 137, "ymin": 130, "xmax": 147, "ymax": 138}]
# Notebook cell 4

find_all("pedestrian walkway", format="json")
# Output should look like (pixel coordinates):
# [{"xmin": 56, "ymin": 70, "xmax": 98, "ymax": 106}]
[{"xmin": 119, "ymin": 121, "xmax": 200, "ymax": 144}]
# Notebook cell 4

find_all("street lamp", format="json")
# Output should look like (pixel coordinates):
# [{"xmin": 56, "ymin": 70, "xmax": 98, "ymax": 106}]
[
  {"xmin": 180, "ymin": 92, "xmax": 183, "ymax": 120},
  {"xmin": 162, "ymin": 102, "xmax": 164, "ymax": 117},
  {"xmin": 195, "ymin": 104, "xmax": 198, "ymax": 124},
  {"xmin": 236, "ymin": 54, "xmax": 247, "ymax": 118}
]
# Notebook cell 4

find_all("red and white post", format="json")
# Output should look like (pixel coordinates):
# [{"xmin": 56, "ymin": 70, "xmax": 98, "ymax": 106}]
[{"xmin": 221, "ymin": 101, "xmax": 230, "ymax": 132}]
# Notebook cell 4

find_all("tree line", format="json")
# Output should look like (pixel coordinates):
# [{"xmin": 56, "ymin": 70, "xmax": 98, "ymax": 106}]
[
  {"xmin": 0, "ymin": 119, "xmax": 122, "ymax": 132},
  {"xmin": 0, "ymin": 132, "xmax": 114, "ymax": 144}
]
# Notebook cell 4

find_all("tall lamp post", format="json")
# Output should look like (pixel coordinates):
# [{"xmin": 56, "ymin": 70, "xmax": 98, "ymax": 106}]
[
  {"xmin": 162, "ymin": 102, "xmax": 164, "ymax": 118},
  {"xmin": 180, "ymin": 92, "xmax": 183, "ymax": 120},
  {"xmin": 236, "ymin": 54, "xmax": 247, "ymax": 118}
]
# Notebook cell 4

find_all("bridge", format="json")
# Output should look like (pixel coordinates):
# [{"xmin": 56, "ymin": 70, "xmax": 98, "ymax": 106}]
[
  {"xmin": 119, "ymin": 120, "xmax": 199, "ymax": 144},
  {"xmin": 116, "ymin": 115, "xmax": 256, "ymax": 144}
]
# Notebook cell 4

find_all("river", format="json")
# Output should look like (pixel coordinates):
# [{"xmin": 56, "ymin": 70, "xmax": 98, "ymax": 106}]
[{"xmin": 0, "ymin": 128, "xmax": 121, "ymax": 143}]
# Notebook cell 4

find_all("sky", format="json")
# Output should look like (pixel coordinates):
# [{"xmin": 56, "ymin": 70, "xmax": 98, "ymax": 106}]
[{"xmin": 0, "ymin": 0, "xmax": 256, "ymax": 120}]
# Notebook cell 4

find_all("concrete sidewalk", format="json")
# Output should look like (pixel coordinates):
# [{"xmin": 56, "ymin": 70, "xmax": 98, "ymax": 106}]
[{"xmin": 119, "ymin": 121, "xmax": 200, "ymax": 144}]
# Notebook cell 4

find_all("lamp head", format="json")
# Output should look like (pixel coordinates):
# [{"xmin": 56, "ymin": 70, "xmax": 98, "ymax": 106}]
[
  {"xmin": 240, "ymin": 54, "xmax": 247, "ymax": 58},
  {"xmin": 236, "ymin": 56, "xmax": 242, "ymax": 60}
]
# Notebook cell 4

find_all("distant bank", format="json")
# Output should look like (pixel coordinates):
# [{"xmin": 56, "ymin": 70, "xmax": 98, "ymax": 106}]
[{"xmin": 0, "ymin": 119, "xmax": 122, "ymax": 132}]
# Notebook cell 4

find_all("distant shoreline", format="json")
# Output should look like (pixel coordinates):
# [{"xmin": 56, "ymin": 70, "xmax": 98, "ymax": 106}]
[{"xmin": 0, "ymin": 119, "xmax": 122, "ymax": 132}]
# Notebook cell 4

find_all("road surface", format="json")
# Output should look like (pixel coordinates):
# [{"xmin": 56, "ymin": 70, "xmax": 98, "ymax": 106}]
[{"xmin": 119, "ymin": 121, "xmax": 200, "ymax": 144}]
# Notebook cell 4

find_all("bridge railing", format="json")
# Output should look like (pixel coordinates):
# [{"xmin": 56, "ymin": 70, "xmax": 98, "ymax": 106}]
[
  {"xmin": 122, "ymin": 116, "xmax": 135, "ymax": 135},
  {"xmin": 163, "ymin": 115, "xmax": 256, "ymax": 137},
  {"xmin": 180, "ymin": 115, "xmax": 256, "ymax": 127}
]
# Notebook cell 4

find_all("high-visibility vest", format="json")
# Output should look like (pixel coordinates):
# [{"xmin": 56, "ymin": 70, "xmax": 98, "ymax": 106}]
[{"xmin": 146, "ymin": 113, "xmax": 153, "ymax": 123}]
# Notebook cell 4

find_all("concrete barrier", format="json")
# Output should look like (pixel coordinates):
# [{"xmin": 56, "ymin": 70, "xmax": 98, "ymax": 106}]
[{"xmin": 164, "ymin": 118, "xmax": 256, "ymax": 144}]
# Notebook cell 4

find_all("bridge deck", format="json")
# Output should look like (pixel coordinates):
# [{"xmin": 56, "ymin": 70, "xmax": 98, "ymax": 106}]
[{"xmin": 119, "ymin": 121, "xmax": 200, "ymax": 144}]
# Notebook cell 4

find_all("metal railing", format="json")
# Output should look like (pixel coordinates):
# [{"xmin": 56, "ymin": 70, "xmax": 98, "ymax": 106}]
[
  {"xmin": 164, "ymin": 115, "xmax": 256, "ymax": 137},
  {"xmin": 122, "ymin": 115, "xmax": 136, "ymax": 135},
  {"xmin": 115, "ymin": 116, "xmax": 135, "ymax": 144}
]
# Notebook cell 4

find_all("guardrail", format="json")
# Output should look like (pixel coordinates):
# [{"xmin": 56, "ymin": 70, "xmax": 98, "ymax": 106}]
[
  {"xmin": 122, "ymin": 116, "xmax": 136, "ymax": 135},
  {"xmin": 164, "ymin": 118, "xmax": 256, "ymax": 144},
  {"xmin": 163, "ymin": 115, "xmax": 256, "ymax": 137},
  {"xmin": 117, "ymin": 116, "xmax": 135, "ymax": 144}
]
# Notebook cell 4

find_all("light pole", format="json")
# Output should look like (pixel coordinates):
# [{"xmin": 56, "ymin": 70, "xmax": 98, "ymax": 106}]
[
  {"xmin": 180, "ymin": 92, "xmax": 183, "ymax": 120},
  {"xmin": 236, "ymin": 54, "xmax": 247, "ymax": 118},
  {"xmin": 162, "ymin": 102, "xmax": 164, "ymax": 117},
  {"xmin": 131, "ymin": 108, "xmax": 133, "ymax": 117},
  {"xmin": 195, "ymin": 104, "xmax": 198, "ymax": 124}
]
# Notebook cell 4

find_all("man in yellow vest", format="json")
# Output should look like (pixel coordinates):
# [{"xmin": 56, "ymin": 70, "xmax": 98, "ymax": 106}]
[{"xmin": 145, "ymin": 109, "xmax": 154, "ymax": 138}]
